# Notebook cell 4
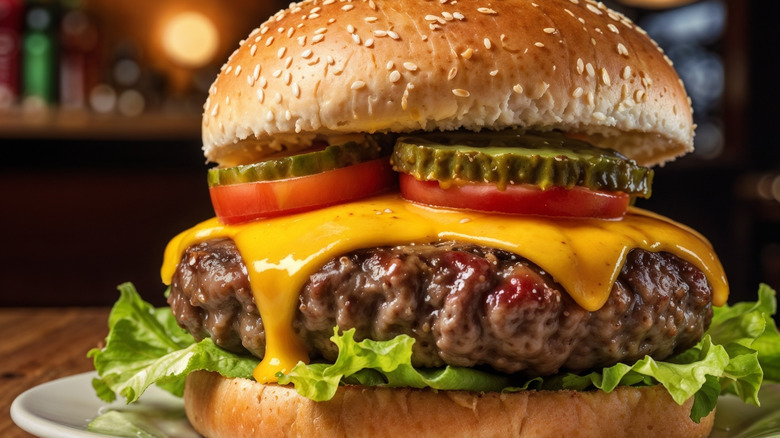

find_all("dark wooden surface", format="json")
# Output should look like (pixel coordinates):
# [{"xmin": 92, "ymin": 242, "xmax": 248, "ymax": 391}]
[{"xmin": 1, "ymin": 308, "xmax": 110, "ymax": 438}]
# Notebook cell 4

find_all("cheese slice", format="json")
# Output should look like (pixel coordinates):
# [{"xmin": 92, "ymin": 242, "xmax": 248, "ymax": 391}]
[{"xmin": 161, "ymin": 194, "xmax": 728, "ymax": 383}]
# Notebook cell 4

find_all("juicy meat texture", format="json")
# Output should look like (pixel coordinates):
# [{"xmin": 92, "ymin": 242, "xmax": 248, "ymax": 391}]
[{"xmin": 168, "ymin": 239, "xmax": 713, "ymax": 376}]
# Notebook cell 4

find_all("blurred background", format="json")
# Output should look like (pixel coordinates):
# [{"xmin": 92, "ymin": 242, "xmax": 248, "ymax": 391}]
[{"xmin": 0, "ymin": 0, "xmax": 777, "ymax": 309}]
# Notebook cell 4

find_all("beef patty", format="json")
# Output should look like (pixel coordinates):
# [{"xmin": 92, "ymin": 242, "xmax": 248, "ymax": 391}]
[{"xmin": 168, "ymin": 238, "xmax": 712, "ymax": 376}]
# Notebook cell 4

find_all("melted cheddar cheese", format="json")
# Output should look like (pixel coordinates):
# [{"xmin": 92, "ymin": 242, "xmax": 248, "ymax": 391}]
[{"xmin": 161, "ymin": 194, "xmax": 728, "ymax": 383}]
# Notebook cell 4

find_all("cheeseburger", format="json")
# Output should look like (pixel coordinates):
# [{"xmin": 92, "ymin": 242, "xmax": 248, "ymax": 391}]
[{"xmin": 89, "ymin": 0, "xmax": 779, "ymax": 437}]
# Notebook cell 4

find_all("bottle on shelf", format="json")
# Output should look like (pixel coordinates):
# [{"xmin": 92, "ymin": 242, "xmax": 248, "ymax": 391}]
[{"xmin": 0, "ymin": 0, "xmax": 23, "ymax": 110}]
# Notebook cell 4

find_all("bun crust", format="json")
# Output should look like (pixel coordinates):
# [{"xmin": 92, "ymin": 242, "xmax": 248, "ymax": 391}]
[
  {"xmin": 184, "ymin": 371, "xmax": 714, "ymax": 438},
  {"xmin": 203, "ymin": 0, "xmax": 693, "ymax": 168}
]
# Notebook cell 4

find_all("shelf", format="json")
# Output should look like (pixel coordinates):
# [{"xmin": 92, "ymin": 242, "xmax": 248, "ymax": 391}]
[{"xmin": 0, "ymin": 110, "xmax": 202, "ymax": 140}]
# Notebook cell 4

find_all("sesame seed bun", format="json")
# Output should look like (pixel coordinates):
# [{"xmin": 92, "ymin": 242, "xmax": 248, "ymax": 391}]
[
  {"xmin": 202, "ymin": 0, "xmax": 693, "ymax": 168},
  {"xmin": 184, "ymin": 371, "xmax": 715, "ymax": 438}
]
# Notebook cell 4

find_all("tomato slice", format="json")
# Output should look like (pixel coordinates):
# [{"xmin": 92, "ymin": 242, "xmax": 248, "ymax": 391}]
[
  {"xmin": 210, "ymin": 158, "xmax": 396, "ymax": 224},
  {"xmin": 399, "ymin": 173, "xmax": 630, "ymax": 219}
]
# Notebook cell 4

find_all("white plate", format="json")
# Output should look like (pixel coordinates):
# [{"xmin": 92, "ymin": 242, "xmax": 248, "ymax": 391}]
[
  {"xmin": 11, "ymin": 372, "xmax": 780, "ymax": 437},
  {"xmin": 10, "ymin": 372, "xmax": 200, "ymax": 438}
]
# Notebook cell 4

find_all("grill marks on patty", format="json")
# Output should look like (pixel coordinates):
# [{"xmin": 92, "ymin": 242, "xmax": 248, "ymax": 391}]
[{"xmin": 168, "ymin": 238, "xmax": 712, "ymax": 376}]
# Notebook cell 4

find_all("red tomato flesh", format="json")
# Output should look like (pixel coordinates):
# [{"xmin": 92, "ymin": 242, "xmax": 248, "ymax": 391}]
[
  {"xmin": 399, "ymin": 173, "xmax": 630, "ymax": 219},
  {"xmin": 210, "ymin": 158, "xmax": 397, "ymax": 224}
]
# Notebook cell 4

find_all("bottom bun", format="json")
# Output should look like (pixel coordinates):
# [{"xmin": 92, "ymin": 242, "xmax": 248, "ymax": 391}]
[{"xmin": 184, "ymin": 371, "xmax": 715, "ymax": 438}]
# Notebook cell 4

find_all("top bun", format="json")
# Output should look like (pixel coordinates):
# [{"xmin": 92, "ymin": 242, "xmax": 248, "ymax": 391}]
[{"xmin": 202, "ymin": 0, "xmax": 693, "ymax": 168}]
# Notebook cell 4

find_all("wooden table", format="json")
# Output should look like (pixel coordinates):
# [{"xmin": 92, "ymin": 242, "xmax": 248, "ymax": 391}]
[{"xmin": 0, "ymin": 308, "xmax": 110, "ymax": 438}]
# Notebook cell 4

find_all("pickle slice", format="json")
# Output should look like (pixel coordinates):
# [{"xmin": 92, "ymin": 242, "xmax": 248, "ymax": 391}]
[
  {"xmin": 208, "ymin": 135, "xmax": 394, "ymax": 187},
  {"xmin": 391, "ymin": 130, "xmax": 653, "ymax": 197}
]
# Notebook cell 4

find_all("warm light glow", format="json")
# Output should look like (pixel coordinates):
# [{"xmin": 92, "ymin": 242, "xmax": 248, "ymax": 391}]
[{"xmin": 161, "ymin": 11, "xmax": 218, "ymax": 68}]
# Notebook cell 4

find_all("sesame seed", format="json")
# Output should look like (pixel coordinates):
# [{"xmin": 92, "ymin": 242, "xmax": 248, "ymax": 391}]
[
  {"xmin": 302, "ymin": 49, "xmax": 313, "ymax": 58},
  {"xmin": 246, "ymin": 74, "xmax": 254, "ymax": 86},
  {"xmin": 256, "ymin": 89, "xmax": 264, "ymax": 102},
  {"xmin": 617, "ymin": 43, "xmax": 628, "ymax": 57},
  {"xmin": 389, "ymin": 70, "xmax": 401, "ymax": 82},
  {"xmin": 568, "ymin": 0, "xmax": 579, "ymax": 4},
  {"xmin": 576, "ymin": 58, "xmax": 584, "ymax": 75},
  {"xmin": 608, "ymin": 24, "xmax": 619, "ymax": 34},
  {"xmin": 533, "ymin": 81, "xmax": 550, "ymax": 98},
  {"xmin": 564, "ymin": 8, "xmax": 575, "ymax": 17},
  {"xmin": 452, "ymin": 88, "xmax": 470, "ymax": 97},
  {"xmin": 225, "ymin": 65, "xmax": 231, "ymax": 74},
  {"xmin": 484, "ymin": 38, "xmax": 492, "ymax": 49},
  {"xmin": 351, "ymin": 80, "xmax": 366, "ymax": 90},
  {"xmin": 477, "ymin": 7, "xmax": 497, "ymax": 15},
  {"xmin": 365, "ymin": 38, "xmax": 374, "ymax": 47},
  {"xmin": 250, "ymin": 45, "xmax": 257, "ymax": 56},
  {"xmin": 265, "ymin": 36, "xmax": 274, "ymax": 46},
  {"xmin": 453, "ymin": 12, "xmax": 465, "ymax": 20},
  {"xmin": 401, "ymin": 87, "xmax": 410, "ymax": 110},
  {"xmin": 292, "ymin": 83, "xmax": 300, "ymax": 97},
  {"xmin": 298, "ymin": 36, "xmax": 306, "ymax": 46},
  {"xmin": 352, "ymin": 34, "xmax": 361, "ymax": 45},
  {"xmin": 601, "ymin": 68, "xmax": 611, "ymax": 86},
  {"xmin": 587, "ymin": 4, "xmax": 602, "ymax": 15},
  {"xmin": 287, "ymin": 27, "xmax": 295, "ymax": 38},
  {"xmin": 374, "ymin": 30, "xmax": 387, "ymax": 37},
  {"xmin": 635, "ymin": 89, "xmax": 645, "ymax": 102},
  {"xmin": 234, "ymin": 65, "xmax": 242, "ymax": 76},
  {"xmin": 490, "ymin": 69, "xmax": 499, "ymax": 76},
  {"xmin": 622, "ymin": 66, "xmax": 631, "ymax": 79},
  {"xmin": 535, "ymin": 42, "xmax": 545, "ymax": 48},
  {"xmin": 272, "ymin": 69, "xmax": 282, "ymax": 78},
  {"xmin": 403, "ymin": 62, "xmax": 418, "ymax": 71},
  {"xmin": 274, "ymin": 93, "xmax": 283, "ymax": 104},
  {"xmin": 586, "ymin": 62, "xmax": 595, "ymax": 77},
  {"xmin": 587, "ymin": 91, "xmax": 595, "ymax": 105},
  {"xmin": 327, "ymin": 56, "xmax": 335, "ymax": 65},
  {"xmin": 386, "ymin": 61, "xmax": 394, "ymax": 70},
  {"xmin": 342, "ymin": 4, "xmax": 354, "ymax": 11},
  {"xmin": 543, "ymin": 27, "xmax": 556, "ymax": 34},
  {"xmin": 259, "ymin": 77, "xmax": 267, "ymax": 88},
  {"xmin": 312, "ymin": 34, "xmax": 325, "ymax": 43},
  {"xmin": 210, "ymin": 103, "xmax": 219, "ymax": 117},
  {"xmin": 284, "ymin": 72, "xmax": 292, "ymax": 85},
  {"xmin": 277, "ymin": 47, "xmax": 286, "ymax": 58},
  {"xmin": 425, "ymin": 14, "xmax": 439, "ymax": 21},
  {"xmin": 308, "ymin": 13, "xmax": 319, "ymax": 19},
  {"xmin": 593, "ymin": 112, "xmax": 606, "ymax": 121},
  {"xmin": 442, "ymin": 12, "xmax": 453, "ymax": 21},
  {"xmin": 513, "ymin": 84, "xmax": 524, "ymax": 94},
  {"xmin": 266, "ymin": 110, "xmax": 274, "ymax": 122},
  {"xmin": 369, "ymin": 0, "xmax": 377, "ymax": 10},
  {"xmin": 284, "ymin": 56, "xmax": 293, "ymax": 68},
  {"xmin": 572, "ymin": 87, "xmax": 584, "ymax": 98},
  {"xmin": 347, "ymin": 24, "xmax": 356, "ymax": 34},
  {"xmin": 365, "ymin": 16, "xmax": 378, "ymax": 22},
  {"xmin": 460, "ymin": 48, "xmax": 474, "ymax": 59},
  {"xmin": 448, "ymin": 67, "xmax": 458, "ymax": 80},
  {"xmin": 387, "ymin": 30, "xmax": 400, "ymax": 40}
]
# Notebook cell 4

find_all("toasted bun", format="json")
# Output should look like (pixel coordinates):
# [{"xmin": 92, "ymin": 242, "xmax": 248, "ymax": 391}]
[
  {"xmin": 184, "ymin": 371, "xmax": 714, "ymax": 438},
  {"xmin": 202, "ymin": 0, "xmax": 693, "ymax": 168}
]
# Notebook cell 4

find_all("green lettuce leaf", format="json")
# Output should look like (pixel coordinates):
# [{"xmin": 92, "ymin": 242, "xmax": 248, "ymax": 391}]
[
  {"xmin": 276, "ymin": 328, "xmax": 512, "ymax": 401},
  {"xmin": 89, "ymin": 283, "xmax": 257, "ymax": 404},
  {"xmin": 91, "ymin": 282, "xmax": 780, "ymax": 423}
]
